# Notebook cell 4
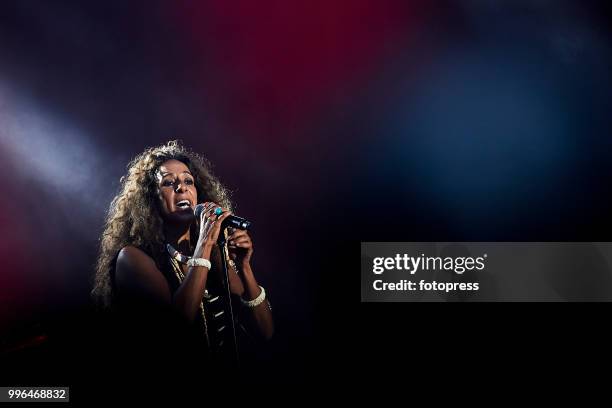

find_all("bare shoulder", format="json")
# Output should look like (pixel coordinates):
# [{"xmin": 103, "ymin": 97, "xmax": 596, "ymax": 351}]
[
  {"xmin": 115, "ymin": 245, "xmax": 171, "ymax": 303},
  {"xmin": 117, "ymin": 245, "xmax": 155, "ymax": 269}
]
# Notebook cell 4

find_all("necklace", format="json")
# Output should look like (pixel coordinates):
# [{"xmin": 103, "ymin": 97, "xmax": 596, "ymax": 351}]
[
  {"xmin": 167, "ymin": 245, "xmax": 210, "ymax": 348},
  {"xmin": 167, "ymin": 242, "xmax": 239, "ymax": 273},
  {"xmin": 166, "ymin": 243, "xmax": 191, "ymax": 264}
]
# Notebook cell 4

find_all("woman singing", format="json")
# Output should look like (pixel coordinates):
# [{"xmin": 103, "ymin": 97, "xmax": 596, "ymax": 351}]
[{"xmin": 91, "ymin": 140, "xmax": 273, "ymax": 378}]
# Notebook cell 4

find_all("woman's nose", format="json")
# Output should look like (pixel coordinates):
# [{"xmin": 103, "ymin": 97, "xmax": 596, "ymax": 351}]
[{"xmin": 174, "ymin": 183, "xmax": 184, "ymax": 192}]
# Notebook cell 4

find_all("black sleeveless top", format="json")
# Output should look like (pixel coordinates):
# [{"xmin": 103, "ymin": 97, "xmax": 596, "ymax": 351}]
[{"xmin": 110, "ymin": 244, "xmax": 254, "ymax": 370}]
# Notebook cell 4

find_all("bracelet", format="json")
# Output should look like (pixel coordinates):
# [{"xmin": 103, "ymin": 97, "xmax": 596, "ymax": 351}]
[
  {"xmin": 186, "ymin": 257, "xmax": 212, "ymax": 269},
  {"xmin": 167, "ymin": 243, "xmax": 211, "ymax": 269},
  {"xmin": 241, "ymin": 285, "xmax": 266, "ymax": 308}
]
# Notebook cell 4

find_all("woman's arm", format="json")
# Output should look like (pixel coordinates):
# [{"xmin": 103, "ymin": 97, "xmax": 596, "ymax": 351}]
[
  {"xmin": 225, "ymin": 227, "xmax": 274, "ymax": 340},
  {"xmin": 115, "ymin": 245, "xmax": 210, "ymax": 322},
  {"xmin": 172, "ymin": 207, "xmax": 233, "ymax": 321},
  {"xmin": 238, "ymin": 263, "xmax": 274, "ymax": 340},
  {"xmin": 115, "ymin": 209, "xmax": 234, "ymax": 322},
  {"xmin": 218, "ymin": 246, "xmax": 275, "ymax": 340}
]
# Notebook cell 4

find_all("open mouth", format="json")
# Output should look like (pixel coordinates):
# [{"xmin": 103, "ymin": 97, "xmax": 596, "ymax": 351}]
[{"xmin": 175, "ymin": 199, "xmax": 192, "ymax": 210}]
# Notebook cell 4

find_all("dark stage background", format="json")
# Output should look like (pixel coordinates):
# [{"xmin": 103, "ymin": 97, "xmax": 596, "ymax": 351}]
[{"xmin": 2, "ymin": 0, "xmax": 612, "ymax": 395}]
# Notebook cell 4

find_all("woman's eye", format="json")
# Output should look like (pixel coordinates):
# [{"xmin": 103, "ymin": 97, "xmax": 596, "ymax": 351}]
[
  {"xmin": 162, "ymin": 180, "xmax": 175, "ymax": 187},
  {"xmin": 185, "ymin": 178, "xmax": 194, "ymax": 185}
]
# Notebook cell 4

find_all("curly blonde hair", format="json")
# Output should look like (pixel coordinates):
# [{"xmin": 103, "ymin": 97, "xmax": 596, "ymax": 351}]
[{"xmin": 92, "ymin": 140, "xmax": 232, "ymax": 308}]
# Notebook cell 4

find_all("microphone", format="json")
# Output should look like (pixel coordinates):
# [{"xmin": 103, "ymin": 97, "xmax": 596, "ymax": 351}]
[{"xmin": 194, "ymin": 203, "xmax": 251, "ymax": 230}]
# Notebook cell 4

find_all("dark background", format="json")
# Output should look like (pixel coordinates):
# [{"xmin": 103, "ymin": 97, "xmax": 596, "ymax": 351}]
[{"xmin": 1, "ymin": 0, "xmax": 612, "ymax": 396}]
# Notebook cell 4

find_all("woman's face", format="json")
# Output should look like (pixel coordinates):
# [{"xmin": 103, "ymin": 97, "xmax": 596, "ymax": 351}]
[{"xmin": 156, "ymin": 159, "xmax": 198, "ymax": 224}]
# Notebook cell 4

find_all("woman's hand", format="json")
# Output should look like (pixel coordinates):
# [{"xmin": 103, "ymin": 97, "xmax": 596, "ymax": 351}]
[
  {"xmin": 194, "ymin": 202, "xmax": 232, "ymax": 259},
  {"xmin": 225, "ymin": 223, "xmax": 273, "ymax": 340},
  {"xmin": 227, "ymin": 227, "xmax": 253, "ymax": 267}
]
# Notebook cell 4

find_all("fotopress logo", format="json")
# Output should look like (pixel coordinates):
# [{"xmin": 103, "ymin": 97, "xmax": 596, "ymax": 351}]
[
  {"xmin": 372, "ymin": 253, "xmax": 488, "ymax": 275},
  {"xmin": 363, "ymin": 242, "xmax": 612, "ymax": 302}
]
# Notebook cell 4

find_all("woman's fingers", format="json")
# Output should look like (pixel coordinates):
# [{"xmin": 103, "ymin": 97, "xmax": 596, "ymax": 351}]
[
  {"xmin": 228, "ymin": 230, "xmax": 248, "ymax": 241},
  {"xmin": 229, "ymin": 236, "xmax": 250, "ymax": 244},
  {"xmin": 200, "ymin": 204, "xmax": 230, "ymax": 238},
  {"xmin": 198, "ymin": 202, "xmax": 217, "ymax": 221},
  {"xmin": 200, "ymin": 203, "xmax": 223, "ymax": 226},
  {"xmin": 229, "ymin": 237, "xmax": 251, "ymax": 248},
  {"xmin": 208, "ymin": 210, "xmax": 232, "ymax": 240}
]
